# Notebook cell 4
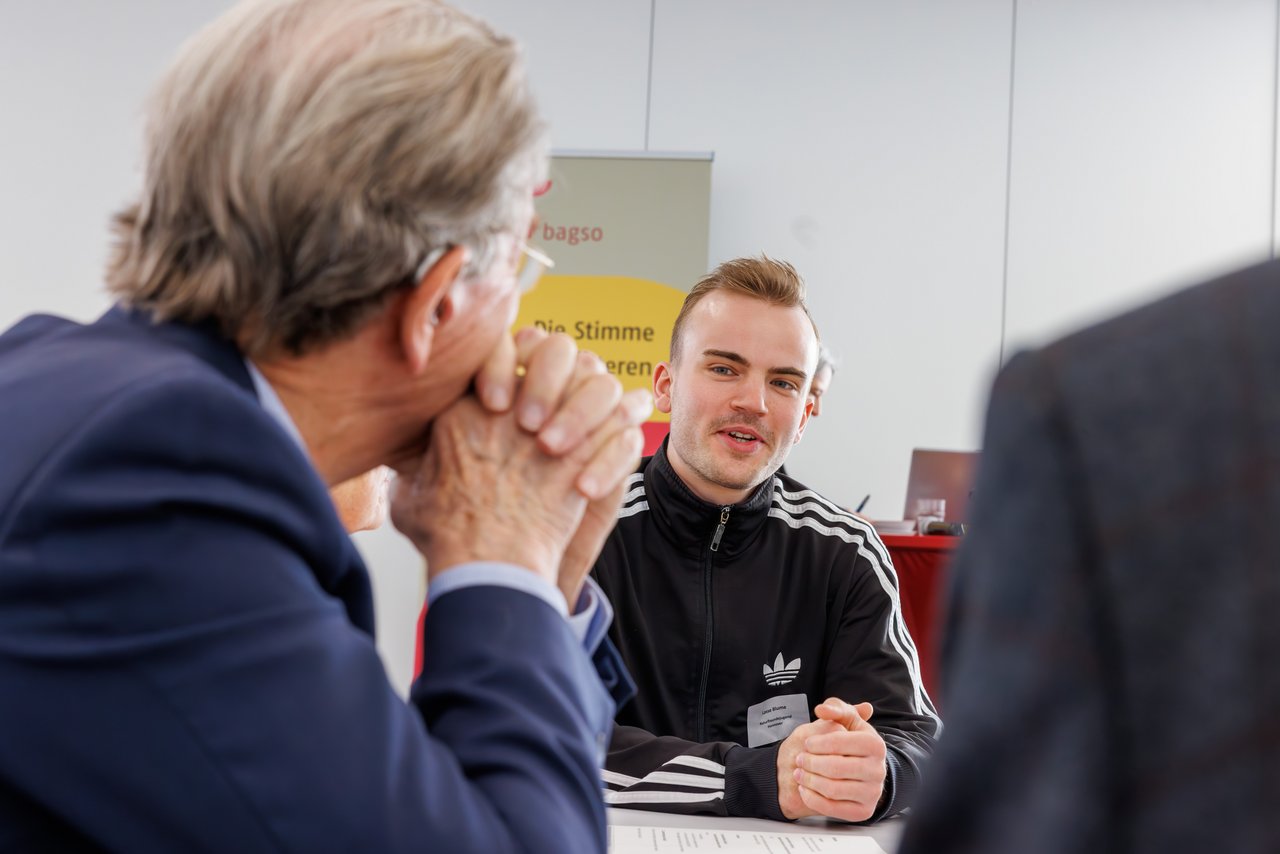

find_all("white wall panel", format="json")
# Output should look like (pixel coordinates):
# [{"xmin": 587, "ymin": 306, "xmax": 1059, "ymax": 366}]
[
  {"xmin": 1274, "ymin": 6, "xmax": 1280, "ymax": 259},
  {"xmin": 1004, "ymin": 0, "xmax": 1276, "ymax": 353},
  {"xmin": 648, "ymin": 0, "xmax": 1012, "ymax": 517},
  {"xmin": 0, "ymin": 1, "xmax": 232, "ymax": 327},
  {"xmin": 455, "ymin": 0, "xmax": 652, "ymax": 150}
]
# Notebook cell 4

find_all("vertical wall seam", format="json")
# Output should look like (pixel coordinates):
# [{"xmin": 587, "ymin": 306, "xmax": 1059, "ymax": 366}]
[
  {"xmin": 644, "ymin": 0, "xmax": 656, "ymax": 151},
  {"xmin": 999, "ymin": 0, "xmax": 1019, "ymax": 365},
  {"xmin": 1271, "ymin": 0, "xmax": 1279, "ymax": 258}
]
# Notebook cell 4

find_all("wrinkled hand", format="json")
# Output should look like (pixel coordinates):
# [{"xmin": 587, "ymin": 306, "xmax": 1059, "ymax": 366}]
[
  {"xmin": 394, "ymin": 326, "xmax": 651, "ymax": 594},
  {"xmin": 474, "ymin": 326, "xmax": 651, "ymax": 604},
  {"xmin": 776, "ymin": 698, "xmax": 887, "ymax": 822},
  {"xmin": 477, "ymin": 327, "xmax": 635, "ymax": 470}
]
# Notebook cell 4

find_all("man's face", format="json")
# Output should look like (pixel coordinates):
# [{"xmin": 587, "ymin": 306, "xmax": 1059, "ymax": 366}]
[
  {"xmin": 655, "ymin": 291, "xmax": 817, "ymax": 505},
  {"xmin": 809, "ymin": 364, "xmax": 833, "ymax": 417}
]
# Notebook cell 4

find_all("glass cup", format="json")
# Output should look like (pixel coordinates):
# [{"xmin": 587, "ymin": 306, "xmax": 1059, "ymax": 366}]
[{"xmin": 914, "ymin": 498, "xmax": 946, "ymax": 535}]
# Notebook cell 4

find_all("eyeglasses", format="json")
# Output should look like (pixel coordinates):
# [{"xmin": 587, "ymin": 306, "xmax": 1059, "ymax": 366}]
[
  {"xmin": 515, "ymin": 242, "xmax": 554, "ymax": 294},
  {"xmin": 409, "ymin": 241, "xmax": 554, "ymax": 295}
]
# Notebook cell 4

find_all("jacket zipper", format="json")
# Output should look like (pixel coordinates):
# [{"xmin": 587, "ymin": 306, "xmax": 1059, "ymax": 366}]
[{"xmin": 697, "ymin": 505, "xmax": 732, "ymax": 742}]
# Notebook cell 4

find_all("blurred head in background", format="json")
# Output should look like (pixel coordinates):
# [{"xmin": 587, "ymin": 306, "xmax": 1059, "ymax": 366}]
[{"xmin": 808, "ymin": 345, "xmax": 837, "ymax": 418}]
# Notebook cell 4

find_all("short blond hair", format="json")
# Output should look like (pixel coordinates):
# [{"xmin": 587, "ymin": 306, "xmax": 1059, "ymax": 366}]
[
  {"xmin": 669, "ymin": 256, "xmax": 819, "ymax": 361},
  {"xmin": 107, "ymin": 0, "xmax": 547, "ymax": 356}
]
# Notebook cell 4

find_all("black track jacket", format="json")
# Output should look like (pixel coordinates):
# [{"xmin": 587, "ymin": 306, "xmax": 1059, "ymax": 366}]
[{"xmin": 593, "ymin": 442, "xmax": 941, "ymax": 821}]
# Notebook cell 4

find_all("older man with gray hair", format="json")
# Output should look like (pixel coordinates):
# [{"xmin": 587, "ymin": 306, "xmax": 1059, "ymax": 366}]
[{"xmin": 0, "ymin": 1, "xmax": 648, "ymax": 851}]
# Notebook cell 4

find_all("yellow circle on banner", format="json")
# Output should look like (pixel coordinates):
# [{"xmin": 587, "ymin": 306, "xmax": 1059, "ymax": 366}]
[{"xmin": 514, "ymin": 274, "xmax": 686, "ymax": 425}]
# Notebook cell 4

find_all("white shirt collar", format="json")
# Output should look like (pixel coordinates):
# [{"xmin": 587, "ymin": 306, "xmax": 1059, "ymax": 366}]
[{"xmin": 244, "ymin": 359, "xmax": 307, "ymax": 454}]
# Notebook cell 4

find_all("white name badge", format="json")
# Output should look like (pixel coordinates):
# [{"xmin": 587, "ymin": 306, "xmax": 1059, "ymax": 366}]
[{"xmin": 746, "ymin": 693, "xmax": 810, "ymax": 747}]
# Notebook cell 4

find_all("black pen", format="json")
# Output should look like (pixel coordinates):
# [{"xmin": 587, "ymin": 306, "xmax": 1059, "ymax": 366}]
[{"xmin": 855, "ymin": 494, "xmax": 870, "ymax": 513}]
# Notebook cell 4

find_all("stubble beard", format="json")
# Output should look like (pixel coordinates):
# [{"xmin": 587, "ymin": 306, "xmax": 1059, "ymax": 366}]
[{"xmin": 672, "ymin": 416, "xmax": 789, "ymax": 496}]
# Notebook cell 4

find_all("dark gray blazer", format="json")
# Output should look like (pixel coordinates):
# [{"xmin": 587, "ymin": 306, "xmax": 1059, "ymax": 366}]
[{"xmin": 900, "ymin": 260, "xmax": 1280, "ymax": 854}]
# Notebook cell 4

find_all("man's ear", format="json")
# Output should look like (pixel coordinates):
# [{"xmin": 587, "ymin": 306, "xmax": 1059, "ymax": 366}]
[
  {"xmin": 399, "ymin": 246, "xmax": 468, "ymax": 375},
  {"xmin": 793, "ymin": 396, "xmax": 814, "ymax": 443},
  {"xmin": 652, "ymin": 361, "xmax": 675, "ymax": 414}
]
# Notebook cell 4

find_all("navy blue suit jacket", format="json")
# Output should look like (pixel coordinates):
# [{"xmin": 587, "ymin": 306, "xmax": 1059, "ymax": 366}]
[
  {"xmin": 900, "ymin": 261, "xmax": 1280, "ymax": 853},
  {"xmin": 0, "ymin": 308, "xmax": 615, "ymax": 852}
]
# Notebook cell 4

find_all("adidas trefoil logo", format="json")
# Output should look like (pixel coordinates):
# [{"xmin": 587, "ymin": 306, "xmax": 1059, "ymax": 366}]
[{"xmin": 763, "ymin": 652, "xmax": 801, "ymax": 687}]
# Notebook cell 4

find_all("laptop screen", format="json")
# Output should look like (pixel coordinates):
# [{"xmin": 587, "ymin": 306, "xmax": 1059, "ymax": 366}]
[{"xmin": 902, "ymin": 449, "xmax": 980, "ymax": 524}]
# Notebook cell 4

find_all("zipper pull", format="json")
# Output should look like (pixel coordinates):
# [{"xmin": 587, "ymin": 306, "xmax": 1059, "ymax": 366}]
[{"xmin": 710, "ymin": 506, "xmax": 731, "ymax": 552}]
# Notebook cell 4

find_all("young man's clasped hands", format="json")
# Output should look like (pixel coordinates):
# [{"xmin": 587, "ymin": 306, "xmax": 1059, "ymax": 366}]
[{"xmin": 778, "ymin": 699, "xmax": 889, "ymax": 823}]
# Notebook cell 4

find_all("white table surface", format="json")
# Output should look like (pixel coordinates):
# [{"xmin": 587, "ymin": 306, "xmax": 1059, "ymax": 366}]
[{"xmin": 608, "ymin": 807, "xmax": 902, "ymax": 853}]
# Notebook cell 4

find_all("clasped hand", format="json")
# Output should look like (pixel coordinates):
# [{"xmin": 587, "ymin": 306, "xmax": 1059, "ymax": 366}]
[
  {"xmin": 391, "ymin": 328, "xmax": 652, "ymax": 604},
  {"xmin": 776, "ymin": 697, "xmax": 888, "ymax": 822}
]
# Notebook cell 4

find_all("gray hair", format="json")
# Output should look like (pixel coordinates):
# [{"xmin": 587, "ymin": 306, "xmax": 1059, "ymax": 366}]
[
  {"xmin": 815, "ymin": 344, "xmax": 837, "ymax": 377},
  {"xmin": 107, "ymin": 0, "xmax": 547, "ymax": 356}
]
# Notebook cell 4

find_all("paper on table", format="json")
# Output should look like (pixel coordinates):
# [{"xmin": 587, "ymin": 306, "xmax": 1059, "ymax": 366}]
[{"xmin": 609, "ymin": 824, "xmax": 887, "ymax": 853}]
